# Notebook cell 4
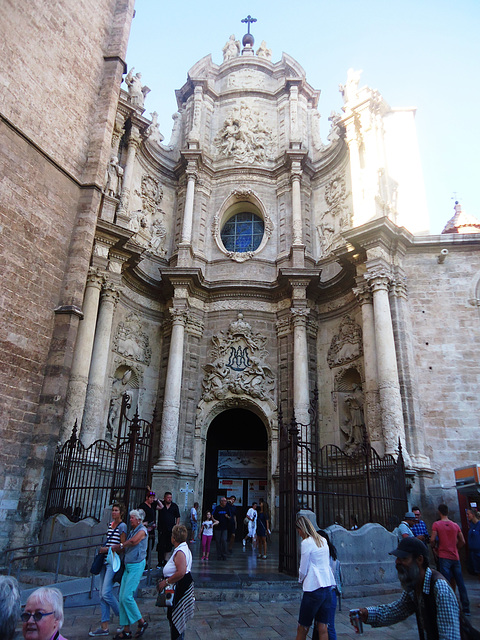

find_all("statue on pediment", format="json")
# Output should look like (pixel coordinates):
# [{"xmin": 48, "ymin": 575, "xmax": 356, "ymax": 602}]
[{"xmin": 222, "ymin": 35, "xmax": 241, "ymax": 61}]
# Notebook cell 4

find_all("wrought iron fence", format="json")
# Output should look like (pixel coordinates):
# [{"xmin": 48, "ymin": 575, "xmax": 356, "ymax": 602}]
[
  {"xmin": 279, "ymin": 389, "xmax": 407, "ymax": 576},
  {"xmin": 45, "ymin": 393, "xmax": 154, "ymax": 522}
]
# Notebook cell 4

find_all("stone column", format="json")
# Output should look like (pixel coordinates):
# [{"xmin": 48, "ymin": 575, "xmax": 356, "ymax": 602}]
[
  {"xmin": 291, "ymin": 168, "xmax": 303, "ymax": 246},
  {"xmin": 116, "ymin": 125, "xmax": 141, "ymax": 225},
  {"xmin": 180, "ymin": 163, "xmax": 197, "ymax": 245},
  {"xmin": 353, "ymin": 282, "xmax": 382, "ymax": 452},
  {"xmin": 291, "ymin": 308, "xmax": 310, "ymax": 426},
  {"xmin": 61, "ymin": 269, "xmax": 104, "ymax": 441},
  {"xmin": 365, "ymin": 266, "xmax": 408, "ymax": 461},
  {"xmin": 80, "ymin": 282, "xmax": 119, "ymax": 445},
  {"xmin": 158, "ymin": 308, "xmax": 189, "ymax": 469},
  {"xmin": 289, "ymin": 85, "xmax": 299, "ymax": 144}
]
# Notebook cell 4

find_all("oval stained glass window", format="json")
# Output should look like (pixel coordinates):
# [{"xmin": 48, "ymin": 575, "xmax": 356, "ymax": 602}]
[{"xmin": 220, "ymin": 212, "xmax": 264, "ymax": 253}]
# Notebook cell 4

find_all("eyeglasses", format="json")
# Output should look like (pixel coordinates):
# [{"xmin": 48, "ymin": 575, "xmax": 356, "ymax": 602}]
[{"xmin": 21, "ymin": 611, "xmax": 54, "ymax": 623}]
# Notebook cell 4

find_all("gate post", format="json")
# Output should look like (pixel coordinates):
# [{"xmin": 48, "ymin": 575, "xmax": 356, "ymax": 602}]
[{"xmin": 123, "ymin": 409, "xmax": 141, "ymax": 513}]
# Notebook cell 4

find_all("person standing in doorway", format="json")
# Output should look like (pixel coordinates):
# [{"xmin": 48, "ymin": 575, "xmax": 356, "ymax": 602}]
[
  {"xmin": 189, "ymin": 502, "xmax": 199, "ymax": 543},
  {"xmin": 213, "ymin": 497, "xmax": 231, "ymax": 560},
  {"xmin": 227, "ymin": 496, "xmax": 237, "ymax": 554},
  {"xmin": 431, "ymin": 503, "xmax": 470, "ymax": 615},
  {"xmin": 243, "ymin": 502, "xmax": 257, "ymax": 547},
  {"xmin": 256, "ymin": 500, "xmax": 270, "ymax": 559},
  {"xmin": 157, "ymin": 492, "xmax": 180, "ymax": 568}
]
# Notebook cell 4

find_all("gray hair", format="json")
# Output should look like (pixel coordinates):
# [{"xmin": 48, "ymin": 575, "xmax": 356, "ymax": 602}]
[
  {"xmin": 0, "ymin": 576, "xmax": 20, "ymax": 640},
  {"xmin": 25, "ymin": 586, "xmax": 64, "ymax": 629},
  {"xmin": 130, "ymin": 509, "xmax": 144, "ymax": 522}
]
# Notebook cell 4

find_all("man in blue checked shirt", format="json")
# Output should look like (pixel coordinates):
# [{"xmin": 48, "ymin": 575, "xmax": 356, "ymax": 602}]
[
  {"xmin": 353, "ymin": 538, "xmax": 461, "ymax": 639},
  {"xmin": 412, "ymin": 506, "xmax": 430, "ymax": 544}
]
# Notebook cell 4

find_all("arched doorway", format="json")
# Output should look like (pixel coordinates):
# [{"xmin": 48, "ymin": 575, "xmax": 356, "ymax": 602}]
[{"xmin": 203, "ymin": 408, "xmax": 268, "ymax": 532}]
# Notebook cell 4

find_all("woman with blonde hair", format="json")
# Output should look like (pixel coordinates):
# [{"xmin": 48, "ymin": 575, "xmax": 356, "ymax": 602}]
[{"xmin": 295, "ymin": 515, "xmax": 335, "ymax": 640}]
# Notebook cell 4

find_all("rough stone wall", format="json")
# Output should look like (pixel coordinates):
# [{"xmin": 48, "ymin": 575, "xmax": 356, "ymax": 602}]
[
  {"xmin": 403, "ymin": 244, "xmax": 480, "ymax": 506},
  {"xmin": 0, "ymin": 0, "xmax": 134, "ymax": 552}
]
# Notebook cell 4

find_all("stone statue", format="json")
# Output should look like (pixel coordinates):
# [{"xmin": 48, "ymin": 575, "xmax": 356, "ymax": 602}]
[
  {"xmin": 148, "ymin": 217, "xmax": 167, "ymax": 256},
  {"xmin": 128, "ymin": 209, "xmax": 148, "ymax": 234},
  {"xmin": 222, "ymin": 35, "xmax": 240, "ymax": 61},
  {"xmin": 104, "ymin": 156, "xmax": 123, "ymax": 197},
  {"xmin": 124, "ymin": 68, "xmax": 150, "ymax": 108},
  {"xmin": 339, "ymin": 68, "xmax": 362, "ymax": 104},
  {"xmin": 146, "ymin": 112, "xmax": 164, "ymax": 146},
  {"xmin": 256, "ymin": 40, "xmax": 272, "ymax": 60},
  {"xmin": 107, "ymin": 369, "xmax": 132, "ymax": 438},
  {"xmin": 164, "ymin": 111, "xmax": 182, "ymax": 150},
  {"xmin": 341, "ymin": 383, "xmax": 365, "ymax": 453}
]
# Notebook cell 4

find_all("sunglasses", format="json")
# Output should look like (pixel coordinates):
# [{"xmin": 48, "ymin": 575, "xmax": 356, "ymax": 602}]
[
  {"xmin": 148, "ymin": 492, "xmax": 155, "ymax": 496},
  {"xmin": 21, "ymin": 611, "xmax": 54, "ymax": 623}
]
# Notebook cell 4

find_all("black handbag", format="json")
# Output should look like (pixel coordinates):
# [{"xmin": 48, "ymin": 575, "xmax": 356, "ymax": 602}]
[
  {"xmin": 113, "ymin": 558, "xmax": 125, "ymax": 584},
  {"xmin": 90, "ymin": 524, "xmax": 121, "ymax": 575},
  {"xmin": 90, "ymin": 552, "xmax": 106, "ymax": 575}
]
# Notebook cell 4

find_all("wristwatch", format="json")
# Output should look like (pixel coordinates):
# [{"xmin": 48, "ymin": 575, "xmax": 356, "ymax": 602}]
[{"xmin": 120, "ymin": 543, "xmax": 124, "ymax": 549}]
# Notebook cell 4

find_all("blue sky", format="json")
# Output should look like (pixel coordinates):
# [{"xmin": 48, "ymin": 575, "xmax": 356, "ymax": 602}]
[{"xmin": 126, "ymin": 0, "xmax": 480, "ymax": 234}]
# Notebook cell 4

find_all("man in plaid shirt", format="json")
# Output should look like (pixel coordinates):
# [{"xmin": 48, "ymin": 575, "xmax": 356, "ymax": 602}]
[
  {"xmin": 353, "ymin": 538, "xmax": 461, "ymax": 639},
  {"xmin": 412, "ymin": 506, "xmax": 430, "ymax": 543}
]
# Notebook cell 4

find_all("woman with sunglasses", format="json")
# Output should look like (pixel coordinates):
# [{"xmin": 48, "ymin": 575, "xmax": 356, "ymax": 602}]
[{"xmin": 22, "ymin": 586, "xmax": 67, "ymax": 640}]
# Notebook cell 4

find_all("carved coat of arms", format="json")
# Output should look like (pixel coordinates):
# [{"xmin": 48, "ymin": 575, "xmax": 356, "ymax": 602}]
[{"xmin": 202, "ymin": 313, "xmax": 274, "ymax": 402}]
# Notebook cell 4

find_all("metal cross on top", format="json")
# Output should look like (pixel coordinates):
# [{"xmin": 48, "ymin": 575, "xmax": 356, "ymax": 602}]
[
  {"xmin": 180, "ymin": 481, "xmax": 194, "ymax": 511},
  {"xmin": 241, "ymin": 15, "xmax": 257, "ymax": 34}
]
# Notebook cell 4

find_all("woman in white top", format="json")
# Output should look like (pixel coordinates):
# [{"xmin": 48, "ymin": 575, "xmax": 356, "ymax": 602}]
[
  {"xmin": 295, "ymin": 515, "xmax": 335, "ymax": 640},
  {"xmin": 157, "ymin": 525, "xmax": 194, "ymax": 640}
]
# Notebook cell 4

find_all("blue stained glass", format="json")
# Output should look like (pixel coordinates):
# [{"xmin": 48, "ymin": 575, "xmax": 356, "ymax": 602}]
[{"xmin": 221, "ymin": 212, "xmax": 264, "ymax": 253}]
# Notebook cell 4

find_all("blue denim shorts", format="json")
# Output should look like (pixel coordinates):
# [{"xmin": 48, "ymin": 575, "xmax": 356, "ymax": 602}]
[{"xmin": 298, "ymin": 586, "xmax": 332, "ymax": 628}]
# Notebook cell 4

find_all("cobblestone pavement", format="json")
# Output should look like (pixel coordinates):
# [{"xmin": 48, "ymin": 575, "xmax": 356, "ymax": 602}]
[{"xmin": 59, "ymin": 579, "xmax": 480, "ymax": 640}]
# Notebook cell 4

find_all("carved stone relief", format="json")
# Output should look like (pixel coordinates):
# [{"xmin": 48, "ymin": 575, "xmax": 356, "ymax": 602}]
[
  {"xmin": 317, "ymin": 175, "xmax": 352, "ymax": 258},
  {"xmin": 202, "ymin": 313, "xmax": 274, "ymax": 402},
  {"xmin": 113, "ymin": 312, "xmax": 152, "ymax": 365},
  {"xmin": 106, "ymin": 364, "xmax": 140, "ymax": 440},
  {"xmin": 327, "ymin": 315, "xmax": 363, "ymax": 368},
  {"xmin": 130, "ymin": 175, "xmax": 166, "ymax": 251},
  {"xmin": 214, "ymin": 102, "xmax": 274, "ymax": 164}
]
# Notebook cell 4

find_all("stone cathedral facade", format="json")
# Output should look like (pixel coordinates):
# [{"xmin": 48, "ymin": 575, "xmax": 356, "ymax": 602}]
[{"xmin": 1, "ymin": 1, "xmax": 480, "ymax": 552}]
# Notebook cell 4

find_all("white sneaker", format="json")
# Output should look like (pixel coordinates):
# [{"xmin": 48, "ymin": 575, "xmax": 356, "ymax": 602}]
[{"xmin": 242, "ymin": 540, "xmax": 246, "ymax": 547}]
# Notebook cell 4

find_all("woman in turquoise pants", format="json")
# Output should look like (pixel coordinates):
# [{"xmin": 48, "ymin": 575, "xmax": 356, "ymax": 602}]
[{"xmin": 111, "ymin": 509, "xmax": 149, "ymax": 639}]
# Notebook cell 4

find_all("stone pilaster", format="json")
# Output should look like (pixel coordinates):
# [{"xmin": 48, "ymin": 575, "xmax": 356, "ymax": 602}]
[
  {"xmin": 365, "ymin": 263, "xmax": 409, "ymax": 462},
  {"xmin": 61, "ymin": 269, "xmax": 104, "ymax": 441},
  {"xmin": 389, "ymin": 270, "xmax": 432, "ymax": 471},
  {"xmin": 291, "ymin": 308, "xmax": 310, "ymax": 426},
  {"xmin": 180, "ymin": 162, "xmax": 198, "ymax": 245},
  {"xmin": 116, "ymin": 125, "xmax": 141, "ymax": 226},
  {"xmin": 158, "ymin": 308, "xmax": 189, "ymax": 469},
  {"xmin": 353, "ymin": 282, "xmax": 382, "ymax": 452},
  {"xmin": 80, "ymin": 282, "xmax": 119, "ymax": 445}
]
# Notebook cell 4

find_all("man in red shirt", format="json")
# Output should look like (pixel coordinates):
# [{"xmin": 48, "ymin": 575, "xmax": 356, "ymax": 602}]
[{"xmin": 431, "ymin": 503, "xmax": 470, "ymax": 615}]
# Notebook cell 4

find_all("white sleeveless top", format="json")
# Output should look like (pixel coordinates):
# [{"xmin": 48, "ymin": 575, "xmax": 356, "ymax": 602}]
[{"xmin": 163, "ymin": 541, "xmax": 192, "ymax": 578}]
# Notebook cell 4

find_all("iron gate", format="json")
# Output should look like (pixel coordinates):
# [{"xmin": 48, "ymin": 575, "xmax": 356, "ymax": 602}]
[
  {"xmin": 279, "ymin": 389, "xmax": 408, "ymax": 576},
  {"xmin": 45, "ymin": 393, "xmax": 154, "ymax": 522}
]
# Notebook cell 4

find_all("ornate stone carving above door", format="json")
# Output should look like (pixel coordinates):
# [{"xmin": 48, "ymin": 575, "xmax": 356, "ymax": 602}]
[
  {"xmin": 327, "ymin": 315, "xmax": 363, "ymax": 368},
  {"xmin": 202, "ymin": 313, "xmax": 274, "ymax": 402}
]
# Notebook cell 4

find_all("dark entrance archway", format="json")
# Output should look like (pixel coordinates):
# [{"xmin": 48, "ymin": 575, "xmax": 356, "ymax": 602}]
[{"xmin": 203, "ymin": 408, "xmax": 268, "ymax": 529}]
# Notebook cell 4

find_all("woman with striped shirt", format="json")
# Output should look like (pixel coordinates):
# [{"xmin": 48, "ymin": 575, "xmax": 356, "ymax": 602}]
[{"xmin": 89, "ymin": 504, "xmax": 127, "ymax": 637}]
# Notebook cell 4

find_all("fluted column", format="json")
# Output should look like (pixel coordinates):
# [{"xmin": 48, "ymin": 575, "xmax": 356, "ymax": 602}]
[
  {"xmin": 80, "ymin": 282, "xmax": 119, "ymax": 445},
  {"xmin": 116, "ymin": 126, "xmax": 141, "ymax": 223},
  {"xmin": 365, "ymin": 266, "xmax": 408, "ymax": 460},
  {"xmin": 158, "ymin": 308, "xmax": 189, "ymax": 469},
  {"xmin": 180, "ymin": 163, "xmax": 197, "ymax": 245},
  {"xmin": 291, "ymin": 168, "xmax": 303, "ymax": 246},
  {"xmin": 61, "ymin": 269, "xmax": 104, "ymax": 441},
  {"xmin": 353, "ymin": 282, "xmax": 381, "ymax": 451},
  {"xmin": 291, "ymin": 308, "xmax": 310, "ymax": 425}
]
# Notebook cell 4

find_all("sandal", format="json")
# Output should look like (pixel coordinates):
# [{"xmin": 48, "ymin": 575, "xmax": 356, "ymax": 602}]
[{"xmin": 134, "ymin": 621, "xmax": 149, "ymax": 638}]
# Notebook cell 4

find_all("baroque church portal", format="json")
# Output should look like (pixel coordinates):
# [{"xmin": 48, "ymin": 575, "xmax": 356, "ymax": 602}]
[{"xmin": 1, "ymin": 1, "xmax": 480, "ymax": 554}]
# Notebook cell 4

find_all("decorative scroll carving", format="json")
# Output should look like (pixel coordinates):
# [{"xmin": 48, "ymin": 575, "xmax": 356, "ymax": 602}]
[
  {"xmin": 140, "ymin": 175, "xmax": 163, "ymax": 216},
  {"xmin": 327, "ymin": 315, "xmax": 363, "ymax": 368},
  {"xmin": 317, "ymin": 175, "xmax": 351, "ymax": 259},
  {"xmin": 113, "ymin": 312, "xmax": 152, "ymax": 365},
  {"xmin": 214, "ymin": 102, "xmax": 273, "ymax": 164},
  {"xmin": 202, "ymin": 313, "xmax": 274, "ymax": 402}
]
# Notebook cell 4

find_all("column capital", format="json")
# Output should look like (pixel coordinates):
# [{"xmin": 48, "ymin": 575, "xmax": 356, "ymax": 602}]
[
  {"xmin": 169, "ymin": 307, "xmax": 189, "ymax": 326},
  {"xmin": 290, "ymin": 168, "xmax": 302, "ymax": 183},
  {"xmin": 185, "ymin": 161, "xmax": 198, "ymax": 181},
  {"xmin": 86, "ymin": 268, "xmax": 105, "ymax": 290},
  {"xmin": 128, "ymin": 126, "xmax": 142, "ymax": 148},
  {"xmin": 364, "ymin": 264, "xmax": 392, "ymax": 292},
  {"xmin": 390, "ymin": 275, "xmax": 408, "ymax": 299},
  {"xmin": 353, "ymin": 283, "xmax": 373, "ymax": 305},
  {"xmin": 290, "ymin": 307, "xmax": 310, "ymax": 327},
  {"xmin": 101, "ymin": 281, "xmax": 119, "ymax": 305}
]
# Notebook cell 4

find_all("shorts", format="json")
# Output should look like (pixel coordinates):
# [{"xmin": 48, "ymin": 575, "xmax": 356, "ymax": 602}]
[
  {"xmin": 298, "ymin": 586, "xmax": 332, "ymax": 628},
  {"xmin": 470, "ymin": 551, "xmax": 480, "ymax": 574}
]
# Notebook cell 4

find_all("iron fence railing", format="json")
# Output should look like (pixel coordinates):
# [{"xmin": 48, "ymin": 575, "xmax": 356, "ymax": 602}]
[
  {"xmin": 278, "ymin": 388, "xmax": 407, "ymax": 576},
  {"xmin": 45, "ymin": 393, "xmax": 154, "ymax": 522}
]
